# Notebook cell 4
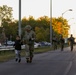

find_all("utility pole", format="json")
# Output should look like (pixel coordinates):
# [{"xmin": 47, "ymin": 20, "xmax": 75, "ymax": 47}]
[
  {"xmin": 19, "ymin": 0, "xmax": 21, "ymax": 37},
  {"xmin": 50, "ymin": 0, "xmax": 52, "ymax": 46}
]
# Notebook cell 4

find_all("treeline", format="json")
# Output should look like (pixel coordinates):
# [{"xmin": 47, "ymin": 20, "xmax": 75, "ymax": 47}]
[
  {"xmin": 0, "ymin": 5, "xmax": 70, "ymax": 42},
  {"xmin": 0, "ymin": 15, "xmax": 50, "ymax": 42}
]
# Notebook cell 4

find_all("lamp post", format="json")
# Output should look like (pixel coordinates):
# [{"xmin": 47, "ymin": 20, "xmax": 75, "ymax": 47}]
[
  {"xmin": 62, "ymin": 9, "xmax": 73, "ymax": 17},
  {"xmin": 19, "ymin": 0, "xmax": 21, "ymax": 37},
  {"xmin": 50, "ymin": 0, "xmax": 52, "ymax": 46},
  {"xmin": 61, "ymin": 9, "xmax": 73, "ymax": 36},
  {"xmin": 69, "ymin": 23, "xmax": 75, "ymax": 37},
  {"xmin": 67, "ymin": 18, "xmax": 74, "ymax": 37}
]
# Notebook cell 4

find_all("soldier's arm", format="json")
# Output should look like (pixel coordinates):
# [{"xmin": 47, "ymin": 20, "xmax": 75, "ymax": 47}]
[{"xmin": 31, "ymin": 31, "xmax": 36, "ymax": 41}]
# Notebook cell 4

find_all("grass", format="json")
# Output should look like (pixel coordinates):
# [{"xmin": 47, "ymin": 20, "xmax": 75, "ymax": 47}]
[
  {"xmin": 0, "ymin": 44, "xmax": 69, "ymax": 62},
  {"xmin": 34, "ymin": 46, "xmax": 52, "ymax": 53},
  {"xmin": 0, "ymin": 46, "xmax": 51, "ymax": 62},
  {"xmin": 0, "ymin": 51, "xmax": 15, "ymax": 62}
]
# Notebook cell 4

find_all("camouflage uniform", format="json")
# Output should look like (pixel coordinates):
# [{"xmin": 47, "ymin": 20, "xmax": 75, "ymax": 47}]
[
  {"xmin": 60, "ymin": 36, "xmax": 65, "ymax": 51},
  {"xmin": 69, "ymin": 34, "xmax": 74, "ymax": 51},
  {"xmin": 52, "ymin": 37, "xmax": 57, "ymax": 50},
  {"xmin": 23, "ymin": 25, "xmax": 35, "ymax": 63}
]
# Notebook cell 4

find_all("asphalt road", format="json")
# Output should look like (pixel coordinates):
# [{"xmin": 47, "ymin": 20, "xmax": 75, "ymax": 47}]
[{"xmin": 0, "ymin": 46, "xmax": 76, "ymax": 75}]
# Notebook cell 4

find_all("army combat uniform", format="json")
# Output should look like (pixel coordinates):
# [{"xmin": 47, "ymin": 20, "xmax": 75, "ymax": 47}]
[
  {"xmin": 69, "ymin": 34, "xmax": 74, "ymax": 51},
  {"xmin": 52, "ymin": 37, "xmax": 58, "ymax": 50},
  {"xmin": 23, "ymin": 25, "xmax": 35, "ymax": 63},
  {"xmin": 60, "ymin": 36, "xmax": 65, "ymax": 51}
]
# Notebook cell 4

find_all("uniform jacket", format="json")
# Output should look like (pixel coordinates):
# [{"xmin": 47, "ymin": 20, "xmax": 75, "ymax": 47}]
[{"xmin": 23, "ymin": 30, "xmax": 35, "ymax": 45}]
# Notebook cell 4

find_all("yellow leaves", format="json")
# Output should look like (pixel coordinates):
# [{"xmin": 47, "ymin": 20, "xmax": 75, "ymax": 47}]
[
  {"xmin": 52, "ymin": 21, "xmax": 62, "ymax": 34},
  {"xmin": 52, "ymin": 17, "xmax": 69, "ymax": 37},
  {"xmin": 57, "ymin": 22, "xmax": 62, "ymax": 34}
]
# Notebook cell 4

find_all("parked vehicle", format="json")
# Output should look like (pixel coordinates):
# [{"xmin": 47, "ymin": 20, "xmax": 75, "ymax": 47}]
[
  {"xmin": 4, "ymin": 41, "xmax": 15, "ymax": 46},
  {"xmin": 39, "ymin": 41, "xmax": 51, "ymax": 46},
  {"xmin": 34, "ymin": 42, "xmax": 41, "ymax": 48}
]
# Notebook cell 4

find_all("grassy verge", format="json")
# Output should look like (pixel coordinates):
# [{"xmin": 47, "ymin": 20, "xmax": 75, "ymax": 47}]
[
  {"xmin": 0, "ymin": 51, "xmax": 15, "ymax": 62},
  {"xmin": 34, "ymin": 46, "xmax": 52, "ymax": 53},
  {"xmin": 0, "ymin": 44, "xmax": 69, "ymax": 62},
  {"xmin": 0, "ymin": 46, "xmax": 51, "ymax": 62}
]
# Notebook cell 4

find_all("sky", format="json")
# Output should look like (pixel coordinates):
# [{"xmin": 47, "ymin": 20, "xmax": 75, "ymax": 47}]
[
  {"xmin": 0, "ymin": 0, "xmax": 50, "ymax": 20},
  {"xmin": 0, "ymin": 0, "xmax": 76, "ymax": 37},
  {"xmin": 52, "ymin": 0, "xmax": 76, "ymax": 38}
]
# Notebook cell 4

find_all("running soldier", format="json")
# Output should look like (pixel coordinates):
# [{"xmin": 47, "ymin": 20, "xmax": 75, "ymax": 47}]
[
  {"xmin": 23, "ymin": 25, "xmax": 35, "ymax": 63},
  {"xmin": 52, "ymin": 36, "xmax": 58, "ymax": 50},
  {"xmin": 68, "ymin": 34, "xmax": 75, "ymax": 51},
  {"xmin": 60, "ymin": 35, "xmax": 65, "ymax": 51}
]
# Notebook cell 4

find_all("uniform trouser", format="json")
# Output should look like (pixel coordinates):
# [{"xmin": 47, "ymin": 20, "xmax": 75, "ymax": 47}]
[
  {"xmin": 70, "ymin": 43, "xmax": 73, "ymax": 51},
  {"xmin": 53, "ymin": 42, "xmax": 57, "ymax": 50},
  {"xmin": 61, "ymin": 44, "xmax": 64, "ymax": 51},
  {"xmin": 15, "ymin": 50, "xmax": 21, "ymax": 60},
  {"xmin": 25, "ymin": 44, "xmax": 34, "ymax": 59}
]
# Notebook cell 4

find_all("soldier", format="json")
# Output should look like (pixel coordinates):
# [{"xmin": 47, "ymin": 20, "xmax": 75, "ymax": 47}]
[
  {"xmin": 68, "ymin": 34, "xmax": 75, "ymax": 51},
  {"xmin": 60, "ymin": 35, "xmax": 65, "ymax": 51},
  {"xmin": 52, "ymin": 36, "xmax": 58, "ymax": 50},
  {"xmin": 23, "ymin": 25, "xmax": 35, "ymax": 63}
]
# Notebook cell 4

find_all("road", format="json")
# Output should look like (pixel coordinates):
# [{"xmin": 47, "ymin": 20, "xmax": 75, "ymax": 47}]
[{"xmin": 0, "ymin": 46, "xmax": 76, "ymax": 75}]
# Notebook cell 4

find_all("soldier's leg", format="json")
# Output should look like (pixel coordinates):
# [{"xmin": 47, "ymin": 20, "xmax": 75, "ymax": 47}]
[
  {"xmin": 25, "ymin": 44, "xmax": 30, "ymax": 63},
  {"xmin": 53, "ymin": 44, "xmax": 55, "ymax": 50},
  {"xmin": 55, "ymin": 43, "xmax": 57, "ymax": 50},
  {"xmin": 29, "ymin": 45, "xmax": 34, "ymax": 63},
  {"xmin": 62, "ymin": 44, "xmax": 64, "ymax": 51},
  {"xmin": 71, "ymin": 44, "xmax": 73, "ymax": 51},
  {"xmin": 61, "ymin": 44, "xmax": 63, "ymax": 51}
]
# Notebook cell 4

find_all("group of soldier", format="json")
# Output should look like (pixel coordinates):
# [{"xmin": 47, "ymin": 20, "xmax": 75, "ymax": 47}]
[
  {"xmin": 52, "ymin": 34, "xmax": 75, "ymax": 51},
  {"xmin": 1, "ymin": 25, "xmax": 75, "ymax": 63},
  {"xmin": 13, "ymin": 25, "xmax": 75, "ymax": 63}
]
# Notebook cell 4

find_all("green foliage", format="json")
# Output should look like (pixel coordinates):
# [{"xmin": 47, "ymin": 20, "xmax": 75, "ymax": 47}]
[
  {"xmin": 0, "ymin": 5, "xmax": 13, "ymax": 26},
  {"xmin": 0, "ymin": 5, "xmax": 69, "ymax": 42},
  {"xmin": 21, "ymin": 16, "xmax": 50, "ymax": 42}
]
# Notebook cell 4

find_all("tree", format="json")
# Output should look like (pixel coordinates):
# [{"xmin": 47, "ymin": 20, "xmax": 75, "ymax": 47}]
[
  {"xmin": 52, "ymin": 17, "xmax": 69, "ymax": 38},
  {"xmin": 0, "ymin": 5, "xmax": 13, "ymax": 27},
  {"xmin": 36, "ymin": 16, "xmax": 50, "ymax": 29},
  {"xmin": 35, "ymin": 27, "xmax": 45, "ymax": 42}
]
